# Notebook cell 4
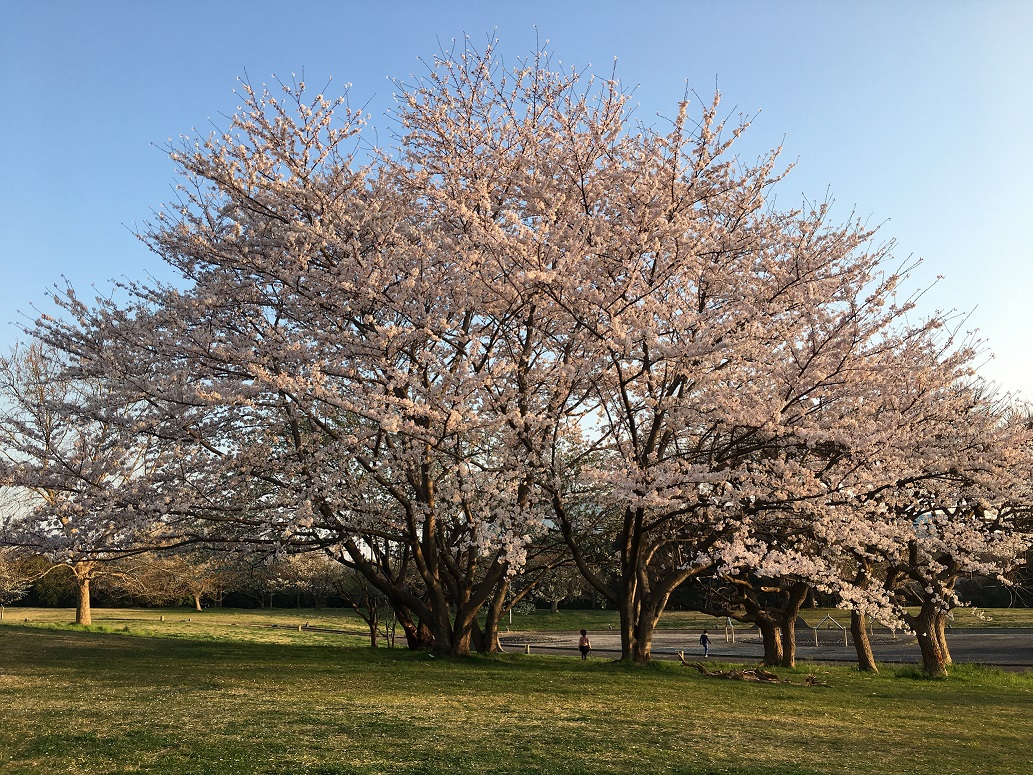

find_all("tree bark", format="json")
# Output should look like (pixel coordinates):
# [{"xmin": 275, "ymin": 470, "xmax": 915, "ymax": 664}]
[
  {"xmin": 850, "ymin": 610, "xmax": 878, "ymax": 672},
  {"xmin": 631, "ymin": 620, "xmax": 654, "ymax": 664},
  {"xmin": 73, "ymin": 564, "xmax": 92, "ymax": 626},
  {"xmin": 478, "ymin": 579, "xmax": 508, "ymax": 654},
  {"xmin": 395, "ymin": 606, "xmax": 435, "ymax": 651},
  {"xmin": 193, "ymin": 594, "xmax": 203, "ymax": 612},
  {"xmin": 778, "ymin": 616, "xmax": 798, "ymax": 668},
  {"xmin": 450, "ymin": 626, "xmax": 473, "ymax": 657},
  {"xmin": 905, "ymin": 603, "xmax": 951, "ymax": 677},
  {"xmin": 756, "ymin": 618, "xmax": 783, "ymax": 666},
  {"xmin": 617, "ymin": 594, "xmax": 641, "ymax": 663},
  {"xmin": 776, "ymin": 583, "xmax": 810, "ymax": 668},
  {"xmin": 630, "ymin": 598, "xmax": 670, "ymax": 663},
  {"xmin": 934, "ymin": 616, "xmax": 952, "ymax": 666}
]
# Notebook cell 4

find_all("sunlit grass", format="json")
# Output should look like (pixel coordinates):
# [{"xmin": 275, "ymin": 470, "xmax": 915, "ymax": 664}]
[
  {"xmin": 1, "ymin": 615, "xmax": 1031, "ymax": 774},
  {"xmin": 0, "ymin": 606, "xmax": 373, "ymax": 647}
]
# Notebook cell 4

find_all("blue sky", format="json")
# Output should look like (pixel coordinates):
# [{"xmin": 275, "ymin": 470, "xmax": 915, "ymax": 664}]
[{"xmin": 2, "ymin": 0, "xmax": 1031, "ymax": 393}]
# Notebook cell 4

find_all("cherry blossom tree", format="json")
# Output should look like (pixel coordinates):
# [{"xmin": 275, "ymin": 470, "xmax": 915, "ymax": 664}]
[
  {"xmin": 871, "ymin": 384, "xmax": 1033, "ymax": 676},
  {"xmin": 22, "ymin": 39, "xmax": 1031, "ymax": 668},
  {"xmin": 0, "ymin": 342, "xmax": 191, "ymax": 624},
  {"xmin": 31, "ymin": 59, "xmax": 553, "ymax": 655},
  {"xmin": 120, "ymin": 549, "xmax": 244, "ymax": 610},
  {"xmin": 0, "ymin": 546, "xmax": 36, "ymax": 617}
]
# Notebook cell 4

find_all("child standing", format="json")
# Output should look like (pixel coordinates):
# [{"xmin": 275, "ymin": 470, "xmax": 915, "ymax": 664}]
[{"xmin": 578, "ymin": 629, "xmax": 592, "ymax": 660}]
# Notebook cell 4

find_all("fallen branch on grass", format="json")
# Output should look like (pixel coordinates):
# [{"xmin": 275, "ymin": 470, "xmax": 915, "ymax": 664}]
[{"xmin": 677, "ymin": 651, "xmax": 827, "ymax": 686}]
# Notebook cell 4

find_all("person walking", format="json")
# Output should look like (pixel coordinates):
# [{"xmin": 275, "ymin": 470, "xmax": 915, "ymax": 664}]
[
  {"xmin": 578, "ymin": 629, "xmax": 592, "ymax": 660},
  {"xmin": 700, "ymin": 629, "xmax": 711, "ymax": 658}
]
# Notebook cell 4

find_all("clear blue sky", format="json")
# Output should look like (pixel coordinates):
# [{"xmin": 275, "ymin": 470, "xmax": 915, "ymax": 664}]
[{"xmin": 2, "ymin": 1, "xmax": 1031, "ymax": 393}]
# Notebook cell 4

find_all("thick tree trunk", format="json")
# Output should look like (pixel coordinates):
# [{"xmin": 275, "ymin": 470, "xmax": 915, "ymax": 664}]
[
  {"xmin": 617, "ymin": 596, "xmax": 642, "ymax": 662},
  {"xmin": 448, "ymin": 570, "xmax": 511, "ymax": 657},
  {"xmin": 915, "ymin": 629, "xmax": 949, "ymax": 677},
  {"xmin": 630, "ymin": 599, "xmax": 670, "ymax": 663},
  {"xmin": 193, "ymin": 594, "xmax": 203, "ymax": 612},
  {"xmin": 934, "ymin": 617, "xmax": 952, "ymax": 666},
  {"xmin": 449, "ymin": 627, "xmax": 473, "ymax": 657},
  {"xmin": 757, "ymin": 618, "xmax": 783, "ymax": 666},
  {"xmin": 631, "ymin": 620, "xmax": 654, "ymax": 663},
  {"xmin": 479, "ymin": 612, "xmax": 501, "ymax": 654},
  {"xmin": 478, "ymin": 580, "xmax": 507, "ymax": 654},
  {"xmin": 75, "ymin": 571, "xmax": 92, "ymax": 626},
  {"xmin": 906, "ymin": 603, "xmax": 951, "ymax": 677},
  {"xmin": 395, "ymin": 606, "xmax": 435, "ymax": 651},
  {"xmin": 776, "ymin": 583, "xmax": 810, "ymax": 668},
  {"xmin": 850, "ymin": 610, "xmax": 878, "ymax": 672},
  {"xmin": 778, "ymin": 617, "xmax": 798, "ymax": 668},
  {"xmin": 620, "ymin": 567, "xmax": 689, "ymax": 664},
  {"xmin": 445, "ymin": 593, "xmax": 490, "ymax": 657}
]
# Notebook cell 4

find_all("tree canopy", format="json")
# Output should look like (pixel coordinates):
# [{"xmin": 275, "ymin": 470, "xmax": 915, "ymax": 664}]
[{"xmin": 2, "ymin": 41, "xmax": 1030, "ymax": 673}]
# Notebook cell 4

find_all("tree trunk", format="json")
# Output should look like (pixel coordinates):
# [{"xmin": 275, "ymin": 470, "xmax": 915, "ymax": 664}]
[
  {"xmin": 193, "ymin": 593, "xmax": 203, "ymax": 612},
  {"xmin": 934, "ymin": 616, "xmax": 952, "ymax": 667},
  {"xmin": 906, "ymin": 603, "xmax": 951, "ymax": 677},
  {"xmin": 778, "ymin": 616, "xmax": 798, "ymax": 668},
  {"xmin": 915, "ymin": 628, "xmax": 949, "ymax": 677},
  {"xmin": 617, "ymin": 596, "xmax": 640, "ymax": 662},
  {"xmin": 396, "ymin": 606, "xmax": 435, "ymax": 651},
  {"xmin": 478, "ymin": 580, "xmax": 508, "ymax": 654},
  {"xmin": 776, "ymin": 583, "xmax": 810, "ymax": 668},
  {"xmin": 479, "ymin": 613, "xmax": 500, "ymax": 655},
  {"xmin": 448, "ymin": 586, "xmax": 501, "ymax": 657},
  {"xmin": 757, "ymin": 618, "xmax": 783, "ymax": 666},
  {"xmin": 630, "ymin": 619, "xmax": 654, "ymax": 664},
  {"xmin": 629, "ymin": 599, "xmax": 669, "ymax": 663},
  {"xmin": 75, "ymin": 571, "xmax": 92, "ymax": 626},
  {"xmin": 850, "ymin": 610, "xmax": 878, "ymax": 672},
  {"xmin": 448, "ymin": 620, "xmax": 473, "ymax": 657}
]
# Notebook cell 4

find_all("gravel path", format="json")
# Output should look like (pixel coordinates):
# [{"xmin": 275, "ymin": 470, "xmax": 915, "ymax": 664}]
[{"xmin": 500, "ymin": 627, "xmax": 1033, "ymax": 668}]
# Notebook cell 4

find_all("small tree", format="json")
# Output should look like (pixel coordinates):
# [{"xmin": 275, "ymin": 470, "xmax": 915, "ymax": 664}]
[
  {"xmin": 0, "ymin": 547, "xmax": 35, "ymax": 618},
  {"xmin": 0, "ymin": 343, "xmax": 188, "ymax": 624},
  {"xmin": 332, "ymin": 566, "xmax": 394, "ymax": 647}
]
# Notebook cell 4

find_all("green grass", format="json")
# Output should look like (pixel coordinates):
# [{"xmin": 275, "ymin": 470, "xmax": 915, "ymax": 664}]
[
  {"xmin": 4, "ymin": 604, "xmax": 1031, "ymax": 638},
  {"xmin": 1, "ymin": 613, "xmax": 1031, "ymax": 774},
  {"xmin": 0, "ymin": 606, "xmax": 374, "ymax": 647}
]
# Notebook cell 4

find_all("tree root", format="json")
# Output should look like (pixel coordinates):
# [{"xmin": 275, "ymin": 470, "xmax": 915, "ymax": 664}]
[{"xmin": 677, "ymin": 651, "xmax": 826, "ymax": 686}]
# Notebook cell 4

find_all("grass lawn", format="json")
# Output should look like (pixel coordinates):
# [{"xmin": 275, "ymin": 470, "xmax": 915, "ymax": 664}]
[
  {"xmin": 1, "ymin": 611, "xmax": 1031, "ymax": 774},
  {"xmin": 0, "ymin": 606, "xmax": 375, "ymax": 647},
  {"xmin": 3, "ymin": 604, "xmax": 1030, "ymax": 639}
]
